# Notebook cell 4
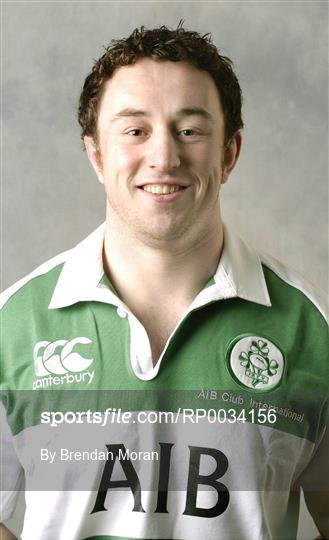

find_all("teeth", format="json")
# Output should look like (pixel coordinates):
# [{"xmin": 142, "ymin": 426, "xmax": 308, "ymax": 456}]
[{"xmin": 142, "ymin": 184, "xmax": 182, "ymax": 194}]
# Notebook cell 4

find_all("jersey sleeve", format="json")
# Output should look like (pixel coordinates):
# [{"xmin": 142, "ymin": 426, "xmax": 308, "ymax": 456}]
[
  {"xmin": 0, "ymin": 402, "xmax": 24, "ymax": 522},
  {"xmin": 298, "ymin": 423, "xmax": 329, "ymax": 538}
]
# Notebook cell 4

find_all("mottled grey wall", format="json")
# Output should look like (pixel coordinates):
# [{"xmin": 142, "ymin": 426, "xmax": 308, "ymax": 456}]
[
  {"xmin": 2, "ymin": 1, "xmax": 328, "ymax": 293},
  {"xmin": 1, "ymin": 1, "xmax": 328, "ymax": 537}
]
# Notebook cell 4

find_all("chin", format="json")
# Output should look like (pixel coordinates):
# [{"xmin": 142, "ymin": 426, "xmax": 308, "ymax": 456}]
[{"xmin": 136, "ymin": 224, "xmax": 190, "ymax": 246}]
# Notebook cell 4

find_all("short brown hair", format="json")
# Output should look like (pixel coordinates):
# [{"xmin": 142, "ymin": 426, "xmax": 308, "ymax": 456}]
[{"xmin": 78, "ymin": 22, "xmax": 243, "ymax": 145}]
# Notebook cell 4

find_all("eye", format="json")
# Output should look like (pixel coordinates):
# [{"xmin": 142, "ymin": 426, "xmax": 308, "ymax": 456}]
[
  {"xmin": 126, "ymin": 129, "xmax": 144, "ymax": 137},
  {"xmin": 178, "ymin": 129, "xmax": 197, "ymax": 137}
]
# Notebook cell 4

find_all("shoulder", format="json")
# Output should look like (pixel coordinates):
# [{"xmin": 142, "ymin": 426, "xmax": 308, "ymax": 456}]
[
  {"xmin": 0, "ymin": 222, "xmax": 105, "ymax": 316},
  {"xmin": 0, "ymin": 249, "xmax": 70, "ymax": 311},
  {"xmin": 259, "ymin": 252, "xmax": 327, "ymax": 324}
]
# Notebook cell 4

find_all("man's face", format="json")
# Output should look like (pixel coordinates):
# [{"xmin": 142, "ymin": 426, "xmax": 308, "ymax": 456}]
[{"xmin": 85, "ymin": 58, "xmax": 240, "ymax": 247}]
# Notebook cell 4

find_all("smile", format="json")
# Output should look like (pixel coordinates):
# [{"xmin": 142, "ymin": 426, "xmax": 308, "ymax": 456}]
[{"xmin": 141, "ymin": 184, "xmax": 184, "ymax": 195}]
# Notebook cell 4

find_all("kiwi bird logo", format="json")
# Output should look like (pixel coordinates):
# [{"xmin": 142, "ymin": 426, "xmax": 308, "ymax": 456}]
[{"xmin": 33, "ymin": 337, "xmax": 93, "ymax": 376}]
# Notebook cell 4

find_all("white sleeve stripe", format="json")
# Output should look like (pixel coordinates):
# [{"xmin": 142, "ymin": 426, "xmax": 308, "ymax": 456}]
[
  {"xmin": 0, "ymin": 251, "xmax": 71, "ymax": 310},
  {"xmin": 260, "ymin": 254, "xmax": 328, "ymax": 323}
]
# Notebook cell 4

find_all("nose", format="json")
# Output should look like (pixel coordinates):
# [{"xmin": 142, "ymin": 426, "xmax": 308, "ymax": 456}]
[{"xmin": 145, "ymin": 129, "xmax": 180, "ymax": 172}]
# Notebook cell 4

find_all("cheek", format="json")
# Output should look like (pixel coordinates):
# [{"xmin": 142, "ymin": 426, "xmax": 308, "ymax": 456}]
[
  {"xmin": 104, "ymin": 144, "xmax": 141, "ymax": 174},
  {"xmin": 193, "ymin": 156, "xmax": 223, "ymax": 190},
  {"xmin": 190, "ymin": 143, "xmax": 222, "ymax": 174}
]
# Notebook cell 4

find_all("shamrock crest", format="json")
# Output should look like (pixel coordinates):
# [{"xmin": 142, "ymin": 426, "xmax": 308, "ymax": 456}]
[{"xmin": 239, "ymin": 339, "xmax": 279, "ymax": 387}]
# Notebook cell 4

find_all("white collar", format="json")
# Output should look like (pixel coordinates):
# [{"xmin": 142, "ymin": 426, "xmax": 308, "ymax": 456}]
[{"xmin": 49, "ymin": 223, "xmax": 271, "ymax": 310}]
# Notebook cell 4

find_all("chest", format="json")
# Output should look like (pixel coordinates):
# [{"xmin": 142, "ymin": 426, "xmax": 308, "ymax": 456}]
[{"xmin": 138, "ymin": 309, "xmax": 183, "ymax": 365}]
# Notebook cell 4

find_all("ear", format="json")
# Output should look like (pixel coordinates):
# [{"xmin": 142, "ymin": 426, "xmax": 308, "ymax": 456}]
[
  {"xmin": 83, "ymin": 135, "xmax": 104, "ymax": 184},
  {"xmin": 221, "ymin": 131, "xmax": 242, "ymax": 184}
]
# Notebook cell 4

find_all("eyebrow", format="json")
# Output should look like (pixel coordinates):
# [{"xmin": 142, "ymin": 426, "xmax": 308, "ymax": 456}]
[
  {"xmin": 111, "ymin": 106, "xmax": 213, "ymax": 122},
  {"xmin": 112, "ymin": 108, "xmax": 148, "ymax": 120},
  {"xmin": 175, "ymin": 107, "xmax": 213, "ymax": 123}
]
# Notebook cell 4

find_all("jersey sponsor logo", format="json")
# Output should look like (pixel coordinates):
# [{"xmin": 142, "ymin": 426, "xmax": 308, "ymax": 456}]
[
  {"xmin": 92, "ymin": 443, "xmax": 229, "ymax": 518},
  {"xmin": 227, "ymin": 335, "xmax": 284, "ymax": 391},
  {"xmin": 32, "ymin": 337, "xmax": 94, "ymax": 390}
]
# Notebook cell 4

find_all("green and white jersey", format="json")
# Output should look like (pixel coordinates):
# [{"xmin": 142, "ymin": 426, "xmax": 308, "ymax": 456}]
[{"xmin": 1, "ymin": 224, "xmax": 328, "ymax": 540}]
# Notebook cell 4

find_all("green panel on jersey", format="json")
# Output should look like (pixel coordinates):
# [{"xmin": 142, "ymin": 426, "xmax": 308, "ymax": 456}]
[{"xmin": 1, "ymin": 262, "xmax": 328, "ymax": 443}]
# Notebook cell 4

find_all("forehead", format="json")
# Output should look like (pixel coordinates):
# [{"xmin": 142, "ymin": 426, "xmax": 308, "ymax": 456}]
[{"xmin": 98, "ymin": 58, "xmax": 223, "ymax": 119}]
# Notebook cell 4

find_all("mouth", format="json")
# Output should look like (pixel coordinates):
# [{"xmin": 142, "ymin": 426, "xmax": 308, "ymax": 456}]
[
  {"xmin": 140, "ymin": 184, "xmax": 186, "ymax": 195},
  {"xmin": 138, "ymin": 184, "xmax": 188, "ymax": 201}
]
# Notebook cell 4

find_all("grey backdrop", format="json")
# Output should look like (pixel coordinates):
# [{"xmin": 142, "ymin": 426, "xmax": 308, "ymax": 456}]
[
  {"xmin": 2, "ymin": 0, "xmax": 328, "ymax": 293},
  {"xmin": 1, "ymin": 1, "xmax": 328, "ymax": 538}
]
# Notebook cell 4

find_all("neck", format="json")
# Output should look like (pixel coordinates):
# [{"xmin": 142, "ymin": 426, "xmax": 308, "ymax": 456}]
[{"xmin": 103, "ymin": 212, "xmax": 224, "ymax": 314}]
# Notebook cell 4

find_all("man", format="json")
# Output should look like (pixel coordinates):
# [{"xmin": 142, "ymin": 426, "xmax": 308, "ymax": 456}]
[{"xmin": 0, "ymin": 23, "xmax": 328, "ymax": 540}]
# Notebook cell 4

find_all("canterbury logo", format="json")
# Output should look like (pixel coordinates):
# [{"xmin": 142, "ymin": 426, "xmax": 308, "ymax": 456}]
[{"xmin": 34, "ymin": 337, "xmax": 94, "ymax": 376}]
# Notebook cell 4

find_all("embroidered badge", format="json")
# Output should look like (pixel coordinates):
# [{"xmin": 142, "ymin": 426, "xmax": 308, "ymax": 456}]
[{"xmin": 227, "ymin": 335, "xmax": 284, "ymax": 391}]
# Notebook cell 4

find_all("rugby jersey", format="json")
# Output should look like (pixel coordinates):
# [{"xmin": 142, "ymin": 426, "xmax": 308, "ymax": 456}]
[{"xmin": 1, "ymin": 224, "xmax": 328, "ymax": 540}]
